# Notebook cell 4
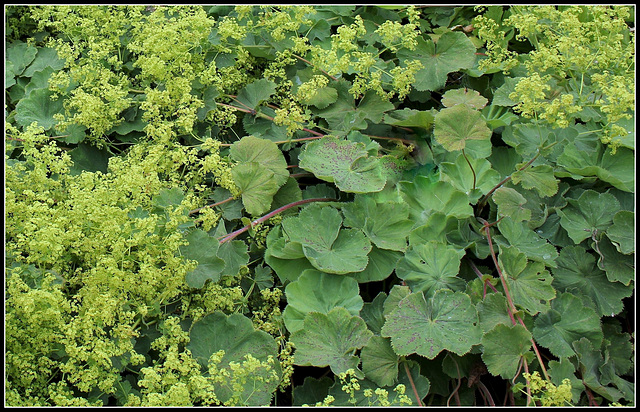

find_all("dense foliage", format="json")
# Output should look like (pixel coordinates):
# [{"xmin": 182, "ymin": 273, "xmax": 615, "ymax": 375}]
[{"xmin": 4, "ymin": 5, "xmax": 635, "ymax": 406}]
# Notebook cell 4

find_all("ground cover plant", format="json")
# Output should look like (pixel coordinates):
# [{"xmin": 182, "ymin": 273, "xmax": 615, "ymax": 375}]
[{"xmin": 4, "ymin": 5, "xmax": 635, "ymax": 406}]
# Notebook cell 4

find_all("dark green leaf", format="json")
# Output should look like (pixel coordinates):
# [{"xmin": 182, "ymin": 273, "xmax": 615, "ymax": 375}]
[{"xmin": 481, "ymin": 324, "xmax": 532, "ymax": 379}]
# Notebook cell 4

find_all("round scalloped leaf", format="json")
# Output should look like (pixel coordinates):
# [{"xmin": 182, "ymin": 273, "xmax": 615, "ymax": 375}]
[
  {"xmin": 187, "ymin": 311, "xmax": 281, "ymax": 405},
  {"xmin": 291, "ymin": 307, "xmax": 373, "ymax": 375},
  {"xmin": 557, "ymin": 189, "xmax": 621, "ymax": 244},
  {"xmin": 231, "ymin": 162, "xmax": 279, "ymax": 216},
  {"xmin": 181, "ymin": 230, "xmax": 226, "ymax": 288},
  {"xmin": 281, "ymin": 204, "xmax": 371, "ymax": 274},
  {"xmin": 298, "ymin": 136, "xmax": 386, "ymax": 193},
  {"xmin": 398, "ymin": 31, "xmax": 476, "ymax": 92},
  {"xmin": 234, "ymin": 78, "xmax": 277, "ymax": 110},
  {"xmin": 230, "ymin": 135, "xmax": 289, "ymax": 187},
  {"xmin": 605, "ymin": 210, "xmax": 634, "ymax": 255},
  {"xmin": 492, "ymin": 187, "xmax": 532, "ymax": 222},
  {"xmin": 283, "ymin": 269, "xmax": 364, "ymax": 334},
  {"xmin": 361, "ymin": 335, "xmax": 399, "ymax": 387},
  {"xmin": 532, "ymin": 291, "xmax": 603, "ymax": 358},
  {"xmin": 381, "ymin": 289, "xmax": 481, "ymax": 359},
  {"xmin": 481, "ymin": 324, "xmax": 532, "ymax": 379},
  {"xmin": 434, "ymin": 103, "xmax": 492, "ymax": 152},
  {"xmin": 395, "ymin": 241, "xmax": 466, "ymax": 296},
  {"xmin": 14, "ymin": 87, "xmax": 64, "ymax": 131},
  {"xmin": 441, "ymin": 88, "xmax": 488, "ymax": 109}
]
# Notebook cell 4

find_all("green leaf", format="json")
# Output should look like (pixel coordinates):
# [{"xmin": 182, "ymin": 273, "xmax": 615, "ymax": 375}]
[
  {"xmin": 595, "ymin": 237, "xmax": 634, "ymax": 286},
  {"xmin": 14, "ymin": 87, "xmax": 64, "ymax": 131},
  {"xmin": 498, "ymin": 246, "xmax": 555, "ymax": 315},
  {"xmin": 496, "ymin": 216, "xmax": 558, "ymax": 267},
  {"xmin": 281, "ymin": 204, "xmax": 371, "ymax": 274},
  {"xmin": 341, "ymin": 195, "xmax": 412, "ymax": 251},
  {"xmin": 434, "ymin": 104, "xmax": 492, "ymax": 152},
  {"xmin": 231, "ymin": 162, "xmax": 280, "ymax": 216},
  {"xmin": 283, "ymin": 269, "xmax": 364, "ymax": 334},
  {"xmin": 492, "ymin": 187, "xmax": 532, "ymax": 222},
  {"xmin": 187, "ymin": 311, "xmax": 280, "ymax": 406},
  {"xmin": 398, "ymin": 32, "xmax": 476, "ymax": 92},
  {"xmin": 476, "ymin": 293, "xmax": 515, "ymax": 333},
  {"xmin": 605, "ymin": 210, "xmax": 634, "ymax": 255},
  {"xmin": 492, "ymin": 77, "xmax": 523, "ymax": 106},
  {"xmin": 298, "ymin": 136, "xmax": 386, "ymax": 193},
  {"xmin": 395, "ymin": 241, "xmax": 466, "ymax": 297},
  {"xmin": 556, "ymin": 189, "xmax": 621, "ymax": 244},
  {"xmin": 293, "ymin": 376, "xmax": 334, "ymax": 406},
  {"xmin": 361, "ymin": 336, "xmax": 399, "ymax": 387},
  {"xmin": 511, "ymin": 164, "xmax": 559, "ymax": 198},
  {"xmin": 349, "ymin": 246, "xmax": 401, "ymax": 283},
  {"xmin": 234, "ymin": 78, "xmax": 277, "ymax": 110},
  {"xmin": 408, "ymin": 212, "xmax": 460, "ymax": 246},
  {"xmin": 441, "ymin": 88, "xmax": 488, "ymax": 109},
  {"xmin": 557, "ymin": 143, "xmax": 634, "ymax": 193},
  {"xmin": 181, "ymin": 229, "xmax": 226, "ymax": 288},
  {"xmin": 572, "ymin": 338, "xmax": 624, "ymax": 402},
  {"xmin": 552, "ymin": 246, "xmax": 633, "ymax": 317},
  {"xmin": 230, "ymin": 135, "xmax": 289, "ymax": 187},
  {"xmin": 381, "ymin": 289, "xmax": 481, "ymax": 359},
  {"xmin": 291, "ymin": 307, "xmax": 373, "ymax": 375},
  {"xmin": 439, "ymin": 154, "xmax": 501, "ymax": 201},
  {"xmin": 361, "ymin": 292, "xmax": 387, "ymax": 335},
  {"xmin": 301, "ymin": 86, "xmax": 338, "ymax": 109},
  {"xmin": 383, "ymin": 108, "xmax": 436, "ymax": 130},
  {"xmin": 68, "ymin": 143, "xmax": 110, "ymax": 175},
  {"xmin": 481, "ymin": 324, "xmax": 532, "ymax": 379},
  {"xmin": 7, "ymin": 41, "xmax": 37, "ymax": 75},
  {"xmin": 399, "ymin": 175, "xmax": 474, "ymax": 227},
  {"xmin": 532, "ymin": 292, "xmax": 603, "ymax": 358},
  {"xmin": 22, "ymin": 47, "xmax": 65, "ymax": 77}
]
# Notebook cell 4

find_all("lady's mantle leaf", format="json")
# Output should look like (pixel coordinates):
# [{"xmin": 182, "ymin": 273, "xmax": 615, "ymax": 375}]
[
  {"xmin": 291, "ymin": 307, "xmax": 373, "ymax": 376},
  {"xmin": 283, "ymin": 269, "xmax": 364, "ymax": 333},
  {"xmin": 230, "ymin": 135, "xmax": 289, "ymax": 187},
  {"xmin": 498, "ymin": 246, "xmax": 556, "ymax": 315},
  {"xmin": 434, "ymin": 104, "xmax": 492, "ymax": 152},
  {"xmin": 341, "ymin": 195, "xmax": 413, "ymax": 251},
  {"xmin": 552, "ymin": 246, "xmax": 633, "ymax": 316},
  {"xmin": 492, "ymin": 187, "xmax": 532, "ymax": 222},
  {"xmin": 439, "ymin": 154, "xmax": 501, "ymax": 201},
  {"xmin": 399, "ymin": 175, "xmax": 474, "ymax": 228},
  {"xmin": 231, "ymin": 162, "xmax": 280, "ymax": 216},
  {"xmin": 234, "ymin": 78, "xmax": 277, "ymax": 110},
  {"xmin": 481, "ymin": 324, "xmax": 532, "ymax": 379},
  {"xmin": 381, "ymin": 289, "xmax": 481, "ymax": 359},
  {"xmin": 395, "ymin": 241, "xmax": 466, "ymax": 297},
  {"xmin": 441, "ymin": 88, "xmax": 488, "ymax": 110},
  {"xmin": 298, "ymin": 136, "xmax": 386, "ymax": 193},
  {"xmin": 532, "ymin": 291, "xmax": 603, "ymax": 358},
  {"xmin": 181, "ymin": 229, "xmax": 226, "ymax": 288},
  {"xmin": 511, "ymin": 164, "xmax": 559, "ymax": 198},
  {"xmin": 281, "ymin": 204, "xmax": 371, "ymax": 274},
  {"xmin": 361, "ymin": 336, "xmax": 399, "ymax": 387},
  {"xmin": 15, "ymin": 88, "xmax": 64, "ymax": 131},
  {"xmin": 496, "ymin": 216, "xmax": 558, "ymax": 267},
  {"xmin": 605, "ymin": 210, "xmax": 634, "ymax": 255},
  {"xmin": 187, "ymin": 311, "xmax": 280, "ymax": 406},
  {"xmin": 556, "ymin": 189, "xmax": 621, "ymax": 244},
  {"xmin": 398, "ymin": 32, "xmax": 476, "ymax": 92}
]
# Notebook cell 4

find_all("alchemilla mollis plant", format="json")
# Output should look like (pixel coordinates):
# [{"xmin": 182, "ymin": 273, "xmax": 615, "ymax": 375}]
[{"xmin": 4, "ymin": 5, "xmax": 634, "ymax": 406}]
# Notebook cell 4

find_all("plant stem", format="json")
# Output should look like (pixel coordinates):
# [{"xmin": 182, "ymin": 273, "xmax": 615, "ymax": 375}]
[
  {"xmin": 217, "ymin": 197, "xmax": 336, "ymax": 243},
  {"xmin": 403, "ymin": 361, "xmax": 424, "ymax": 406},
  {"xmin": 189, "ymin": 196, "xmax": 235, "ymax": 216}
]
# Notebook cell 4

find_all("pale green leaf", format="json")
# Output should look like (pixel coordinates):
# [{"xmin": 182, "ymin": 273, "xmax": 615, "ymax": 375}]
[{"xmin": 434, "ymin": 104, "xmax": 492, "ymax": 152}]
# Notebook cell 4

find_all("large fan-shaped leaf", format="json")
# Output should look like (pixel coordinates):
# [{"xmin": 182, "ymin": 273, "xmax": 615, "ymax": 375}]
[
  {"xmin": 381, "ymin": 289, "xmax": 481, "ymax": 359},
  {"xmin": 481, "ymin": 324, "xmax": 532, "ymax": 379},
  {"xmin": 298, "ymin": 136, "xmax": 386, "ymax": 193},
  {"xmin": 283, "ymin": 269, "xmax": 364, "ymax": 333},
  {"xmin": 434, "ymin": 104, "xmax": 492, "ymax": 152},
  {"xmin": 291, "ymin": 307, "xmax": 373, "ymax": 375}
]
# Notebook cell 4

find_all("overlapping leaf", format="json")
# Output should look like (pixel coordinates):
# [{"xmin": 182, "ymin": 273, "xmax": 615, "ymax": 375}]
[
  {"xmin": 481, "ymin": 324, "xmax": 532, "ymax": 379},
  {"xmin": 291, "ymin": 307, "xmax": 373, "ymax": 375},
  {"xmin": 283, "ymin": 269, "xmax": 364, "ymax": 333},
  {"xmin": 381, "ymin": 289, "xmax": 481, "ymax": 359}
]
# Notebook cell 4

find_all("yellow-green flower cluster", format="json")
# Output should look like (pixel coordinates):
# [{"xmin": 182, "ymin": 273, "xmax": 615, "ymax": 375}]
[
  {"xmin": 523, "ymin": 371, "xmax": 573, "ymax": 406},
  {"xmin": 475, "ymin": 5, "xmax": 634, "ymax": 146}
]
